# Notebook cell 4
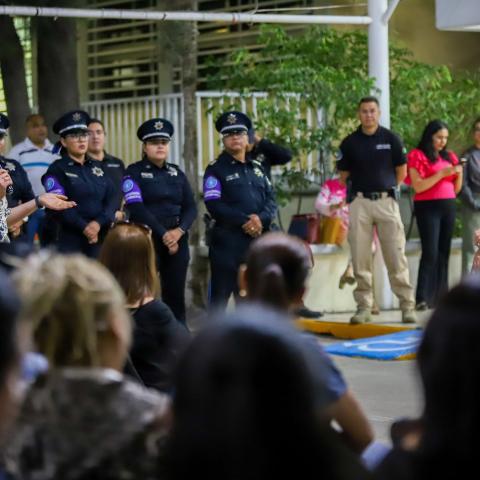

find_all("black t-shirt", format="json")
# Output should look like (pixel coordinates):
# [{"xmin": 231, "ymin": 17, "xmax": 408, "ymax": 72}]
[
  {"xmin": 102, "ymin": 152, "xmax": 126, "ymax": 210},
  {"xmin": 129, "ymin": 299, "xmax": 190, "ymax": 393},
  {"xmin": 337, "ymin": 125, "xmax": 406, "ymax": 193}
]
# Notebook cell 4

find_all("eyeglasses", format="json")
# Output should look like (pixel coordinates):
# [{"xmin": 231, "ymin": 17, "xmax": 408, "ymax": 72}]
[
  {"xmin": 222, "ymin": 131, "xmax": 247, "ymax": 139},
  {"xmin": 110, "ymin": 220, "xmax": 152, "ymax": 235},
  {"xmin": 65, "ymin": 132, "xmax": 90, "ymax": 141},
  {"xmin": 145, "ymin": 138, "xmax": 170, "ymax": 146}
]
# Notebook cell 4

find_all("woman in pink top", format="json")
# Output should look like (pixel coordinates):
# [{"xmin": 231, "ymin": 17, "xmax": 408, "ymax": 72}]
[{"xmin": 407, "ymin": 120, "xmax": 463, "ymax": 310}]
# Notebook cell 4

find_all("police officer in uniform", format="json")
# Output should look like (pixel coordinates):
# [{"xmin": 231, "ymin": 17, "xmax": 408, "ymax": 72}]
[
  {"xmin": 0, "ymin": 114, "xmax": 35, "ymax": 240},
  {"xmin": 42, "ymin": 110, "xmax": 117, "ymax": 257},
  {"xmin": 337, "ymin": 96, "xmax": 416, "ymax": 325},
  {"xmin": 122, "ymin": 118, "xmax": 197, "ymax": 323},
  {"xmin": 87, "ymin": 118, "xmax": 126, "ymax": 220},
  {"xmin": 203, "ymin": 111, "xmax": 277, "ymax": 311}
]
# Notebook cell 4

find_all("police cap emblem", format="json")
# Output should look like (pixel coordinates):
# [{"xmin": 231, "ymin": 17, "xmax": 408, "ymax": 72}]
[
  {"xmin": 72, "ymin": 112, "xmax": 82, "ymax": 122},
  {"xmin": 227, "ymin": 113, "xmax": 237, "ymax": 125},
  {"xmin": 154, "ymin": 121, "xmax": 164, "ymax": 131}
]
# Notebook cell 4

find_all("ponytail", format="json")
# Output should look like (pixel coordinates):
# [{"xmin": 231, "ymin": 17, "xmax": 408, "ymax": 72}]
[{"xmin": 253, "ymin": 264, "xmax": 289, "ymax": 311}]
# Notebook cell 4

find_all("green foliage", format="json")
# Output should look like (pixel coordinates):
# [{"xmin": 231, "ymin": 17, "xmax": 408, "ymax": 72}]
[
  {"xmin": 207, "ymin": 25, "xmax": 480, "ymax": 213},
  {"xmin": 208, "ymin": 26, "xmax": 375, "ymax": 161}
]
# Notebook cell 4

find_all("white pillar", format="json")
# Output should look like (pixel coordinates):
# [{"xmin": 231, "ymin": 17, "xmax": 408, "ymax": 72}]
[{"xmin": 368, "ymin": 0, "xmax": 390, "ymax": 128}]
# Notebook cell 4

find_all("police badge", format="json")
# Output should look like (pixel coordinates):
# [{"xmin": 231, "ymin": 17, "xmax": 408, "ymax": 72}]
[
  {"xmin": 72, "ymin": 112, "xmax": 82, "ymax": 122},
  {"xmin": 91, "ymin": 166, "xmax": 104, "ymax": 177},
  {"xmin": 154, "ymin": 121, "xmax": 164, "ymax": 131},
  {"xmin": 227, "ymin": 113, "xmax": 237, "ymax": 125}
]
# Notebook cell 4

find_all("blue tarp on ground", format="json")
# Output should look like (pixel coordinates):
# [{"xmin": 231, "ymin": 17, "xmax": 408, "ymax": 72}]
[{"xmin": 324, "ymin": 329, "xmax": 423, "ymax": 360}]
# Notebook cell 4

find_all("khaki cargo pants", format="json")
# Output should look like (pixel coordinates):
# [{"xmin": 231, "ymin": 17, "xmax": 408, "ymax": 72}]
[{"xmin": 348, "ymin": 194, "xmax": 415, "ymax": 311}]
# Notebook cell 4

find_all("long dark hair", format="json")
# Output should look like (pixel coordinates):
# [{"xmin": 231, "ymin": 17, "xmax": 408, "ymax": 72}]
[
  {"xmin": 415, "ymin": 276, "xmax": 480, "ymax": 478},
  {"xmin": 165, "ymin": 309, "xmax": 357, "ymax": 480},
  {"xmin": 417, "ymin": 119, "xmax": 451, "ymax": 163},
  {"xmin": 245, "ymin": 233, "xmax": 311, "ymax": 311}
]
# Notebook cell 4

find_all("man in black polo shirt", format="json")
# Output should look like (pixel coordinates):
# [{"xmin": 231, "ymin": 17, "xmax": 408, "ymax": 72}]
[{"xmin": 337, "ymin": 96, "xmax": 416, "ymax": 325}]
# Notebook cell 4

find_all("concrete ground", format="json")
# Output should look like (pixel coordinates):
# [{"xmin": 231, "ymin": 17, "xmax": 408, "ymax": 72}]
[
  {"xmin": 312, "ymin": 309, "xmax": 429, "ymax": 445},
  {"xmin": 188, "ymin": 307, "xmax": 427, "ymax": 446}
]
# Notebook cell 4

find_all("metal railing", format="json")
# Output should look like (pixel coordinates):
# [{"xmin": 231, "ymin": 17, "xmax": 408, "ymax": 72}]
[
  {"xmin": 81, "ymin": 91, "xmax": 322, "ymax": 177},
  {"xmin": 82, "ymin": 93, "xmax": 184, "ymax": 167}
]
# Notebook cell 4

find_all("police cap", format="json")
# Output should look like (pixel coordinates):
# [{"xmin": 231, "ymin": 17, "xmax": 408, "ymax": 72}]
[
  {"xmin": 137, "ymin": 118, "xmax": 174, "ymax": 142},
  {"xmin": 215, "ymin": 111, "xmax": 252, "ymax": 135},
  {"xmin": 53, "ymin": 110, "xmax": 90, "ymax": 137},
  {"xmin": 0, "ymin": 113, "xmax": 9, "ymax": 135}
]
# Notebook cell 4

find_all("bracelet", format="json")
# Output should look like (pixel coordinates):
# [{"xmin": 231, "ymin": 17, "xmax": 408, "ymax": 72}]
[{"xmin": 34, "ymin": 195, "xmax": 44, "ymax": 209}]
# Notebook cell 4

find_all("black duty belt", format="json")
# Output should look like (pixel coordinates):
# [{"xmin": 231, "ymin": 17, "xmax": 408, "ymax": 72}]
[{"xmin": 356, "ymin": 191, "xmax": 393, "ymax": 201}]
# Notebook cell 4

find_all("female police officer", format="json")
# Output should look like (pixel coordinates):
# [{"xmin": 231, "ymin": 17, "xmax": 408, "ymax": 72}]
[
  {"xmin": 203, "ymin": 111, "xmax": 277, "ymax": 311},
  {"xmin": 122, "ymin": 118, "xmax": 197, "ymax": 323},
  {"xmin": 42, "ymin": 110, "xmax": 117, "ymax": 257}
]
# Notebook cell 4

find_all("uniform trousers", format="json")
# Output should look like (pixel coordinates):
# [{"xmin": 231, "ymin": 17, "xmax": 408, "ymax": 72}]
[
  {"xmin": 348, "ymin": 195, "xmax": 415, "ymax": 311},
  {"xmin": 154, "ymin": 233, "xmax": 190, "ymax": 323},
  {"xmin": 56, "ymin": 229, "xmax": 101, "ymax": 258},
  {"xmin": 415, "ymin": 199, "xmax": 456, "ymax": 306},
  {"xmin": 208, "ymin": 226, "xmax": 253, "ymax": 311},
  {"xmin": 461, "ymin": 199, "xmax": 480, "ymax": 275}
]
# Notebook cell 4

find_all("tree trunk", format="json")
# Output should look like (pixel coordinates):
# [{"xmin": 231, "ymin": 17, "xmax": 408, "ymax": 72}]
[
  {"xmin": 0, "ymin": 16, "xmax": 30, "ymax": 144},
  {"xmin": 172, "ymin": 0, "xmax": 209, "ymax": 311},
  {"xmin": 35, "ymin": 0, "xmax": 81, "ymax": 130}
]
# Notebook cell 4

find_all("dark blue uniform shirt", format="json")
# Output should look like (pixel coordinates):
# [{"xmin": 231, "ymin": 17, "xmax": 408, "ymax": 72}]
[
  {"xmin": 123, "ymin": 159, "xmax": 197, "ymax": 238},
  {"xmin": 0, "ymin": 156, "xmax": 35, "ymax": 208},
  {"xmin": 102, "ymin": 152, "xmax": 126, "ymax": 210},
  {"xmin": 249, "ymin": 138, "xmax": 292, "ymax": 179},
  {"xmin": 203, "ymin": 151, "xmax": 277, "ymax": 229},
  {"xmin": 42, "ymin": 155, "xmax": 117, "ymax": 232}
]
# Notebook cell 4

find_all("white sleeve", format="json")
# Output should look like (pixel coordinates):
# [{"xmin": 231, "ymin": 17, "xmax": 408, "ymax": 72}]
[{"xmin": 315, "ymin": 185, "xmax": 333, "ymax": 216}]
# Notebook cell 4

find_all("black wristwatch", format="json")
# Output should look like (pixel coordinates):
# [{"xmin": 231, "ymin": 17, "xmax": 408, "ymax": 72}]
[{"xmin": 35, "ymin": 195, "xmax": 44, "ymax": 210}]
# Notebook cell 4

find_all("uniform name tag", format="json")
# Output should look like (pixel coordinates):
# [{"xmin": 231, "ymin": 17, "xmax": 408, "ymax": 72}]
[
  {"xmin": 376, "ymin": 144, "xmax": 391, "ymax": 150},
  {"xmin": 141, "ymin": 172, "xmax": 154, "ymax": 178},
  {"xmin": 226, "ymin": 173, "xmax": 240, "ymax": 182},
  {"xmin": 65, "ymin": 172, "xmax": 79, "ymax": 178},
  {"xmin": 106, "ymin": 163, "xmax": 121, "ymax": 168}
]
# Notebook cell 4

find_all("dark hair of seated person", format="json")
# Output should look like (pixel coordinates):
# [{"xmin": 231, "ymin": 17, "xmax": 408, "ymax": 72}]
[
  {"xmin": 242, "ymin": 232, "xmax": 311, "ymax": 311},
  {"xmin": 417, "ymin": 276, "xmax": 480, "ymax": 476},
  {"xmin": 376, "ymin": 275, "xmax": 480, "ymax": 480},
  {"xmin": 164, "ymin": 308, "xmax": 368, "ymax": 480}
]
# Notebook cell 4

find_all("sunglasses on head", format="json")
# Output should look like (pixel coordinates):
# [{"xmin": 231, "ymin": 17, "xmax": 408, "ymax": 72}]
[{"xmin": 110, "ymin": 220, "xmax": 152, "ymax": 234}]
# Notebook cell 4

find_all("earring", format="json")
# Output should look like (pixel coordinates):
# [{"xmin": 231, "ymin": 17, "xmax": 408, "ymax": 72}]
[{"xmin": 239, "ymin": 289, "xmax": 247, "ymax": 297}]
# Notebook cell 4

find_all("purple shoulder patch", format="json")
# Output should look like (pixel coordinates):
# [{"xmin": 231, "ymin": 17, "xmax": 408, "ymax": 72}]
[
  {"xmin": 122, "ymin": 176, "xmax": 143, "ymax": 204},
  {"xmin": 203, "ymin": 175, "xmax": 221, "ymax": 201},
  {"xmin": 43, "ymin": 175, "xmax": 65, "ymax": 195}
]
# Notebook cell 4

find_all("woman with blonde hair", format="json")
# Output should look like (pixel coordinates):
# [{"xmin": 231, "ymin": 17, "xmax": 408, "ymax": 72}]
[
  {"xmin": 4, "ymin": 253, "xmax": 170, "ymax": 480},
  {"xmin": 100, "ymin": 221, "xmax": 190, "ymax": 393}
]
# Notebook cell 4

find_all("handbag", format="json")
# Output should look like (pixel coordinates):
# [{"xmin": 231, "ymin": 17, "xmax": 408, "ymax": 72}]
[{"xmin": 287, "ymin": 213, "xmax": 320, "ymax": 244}]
